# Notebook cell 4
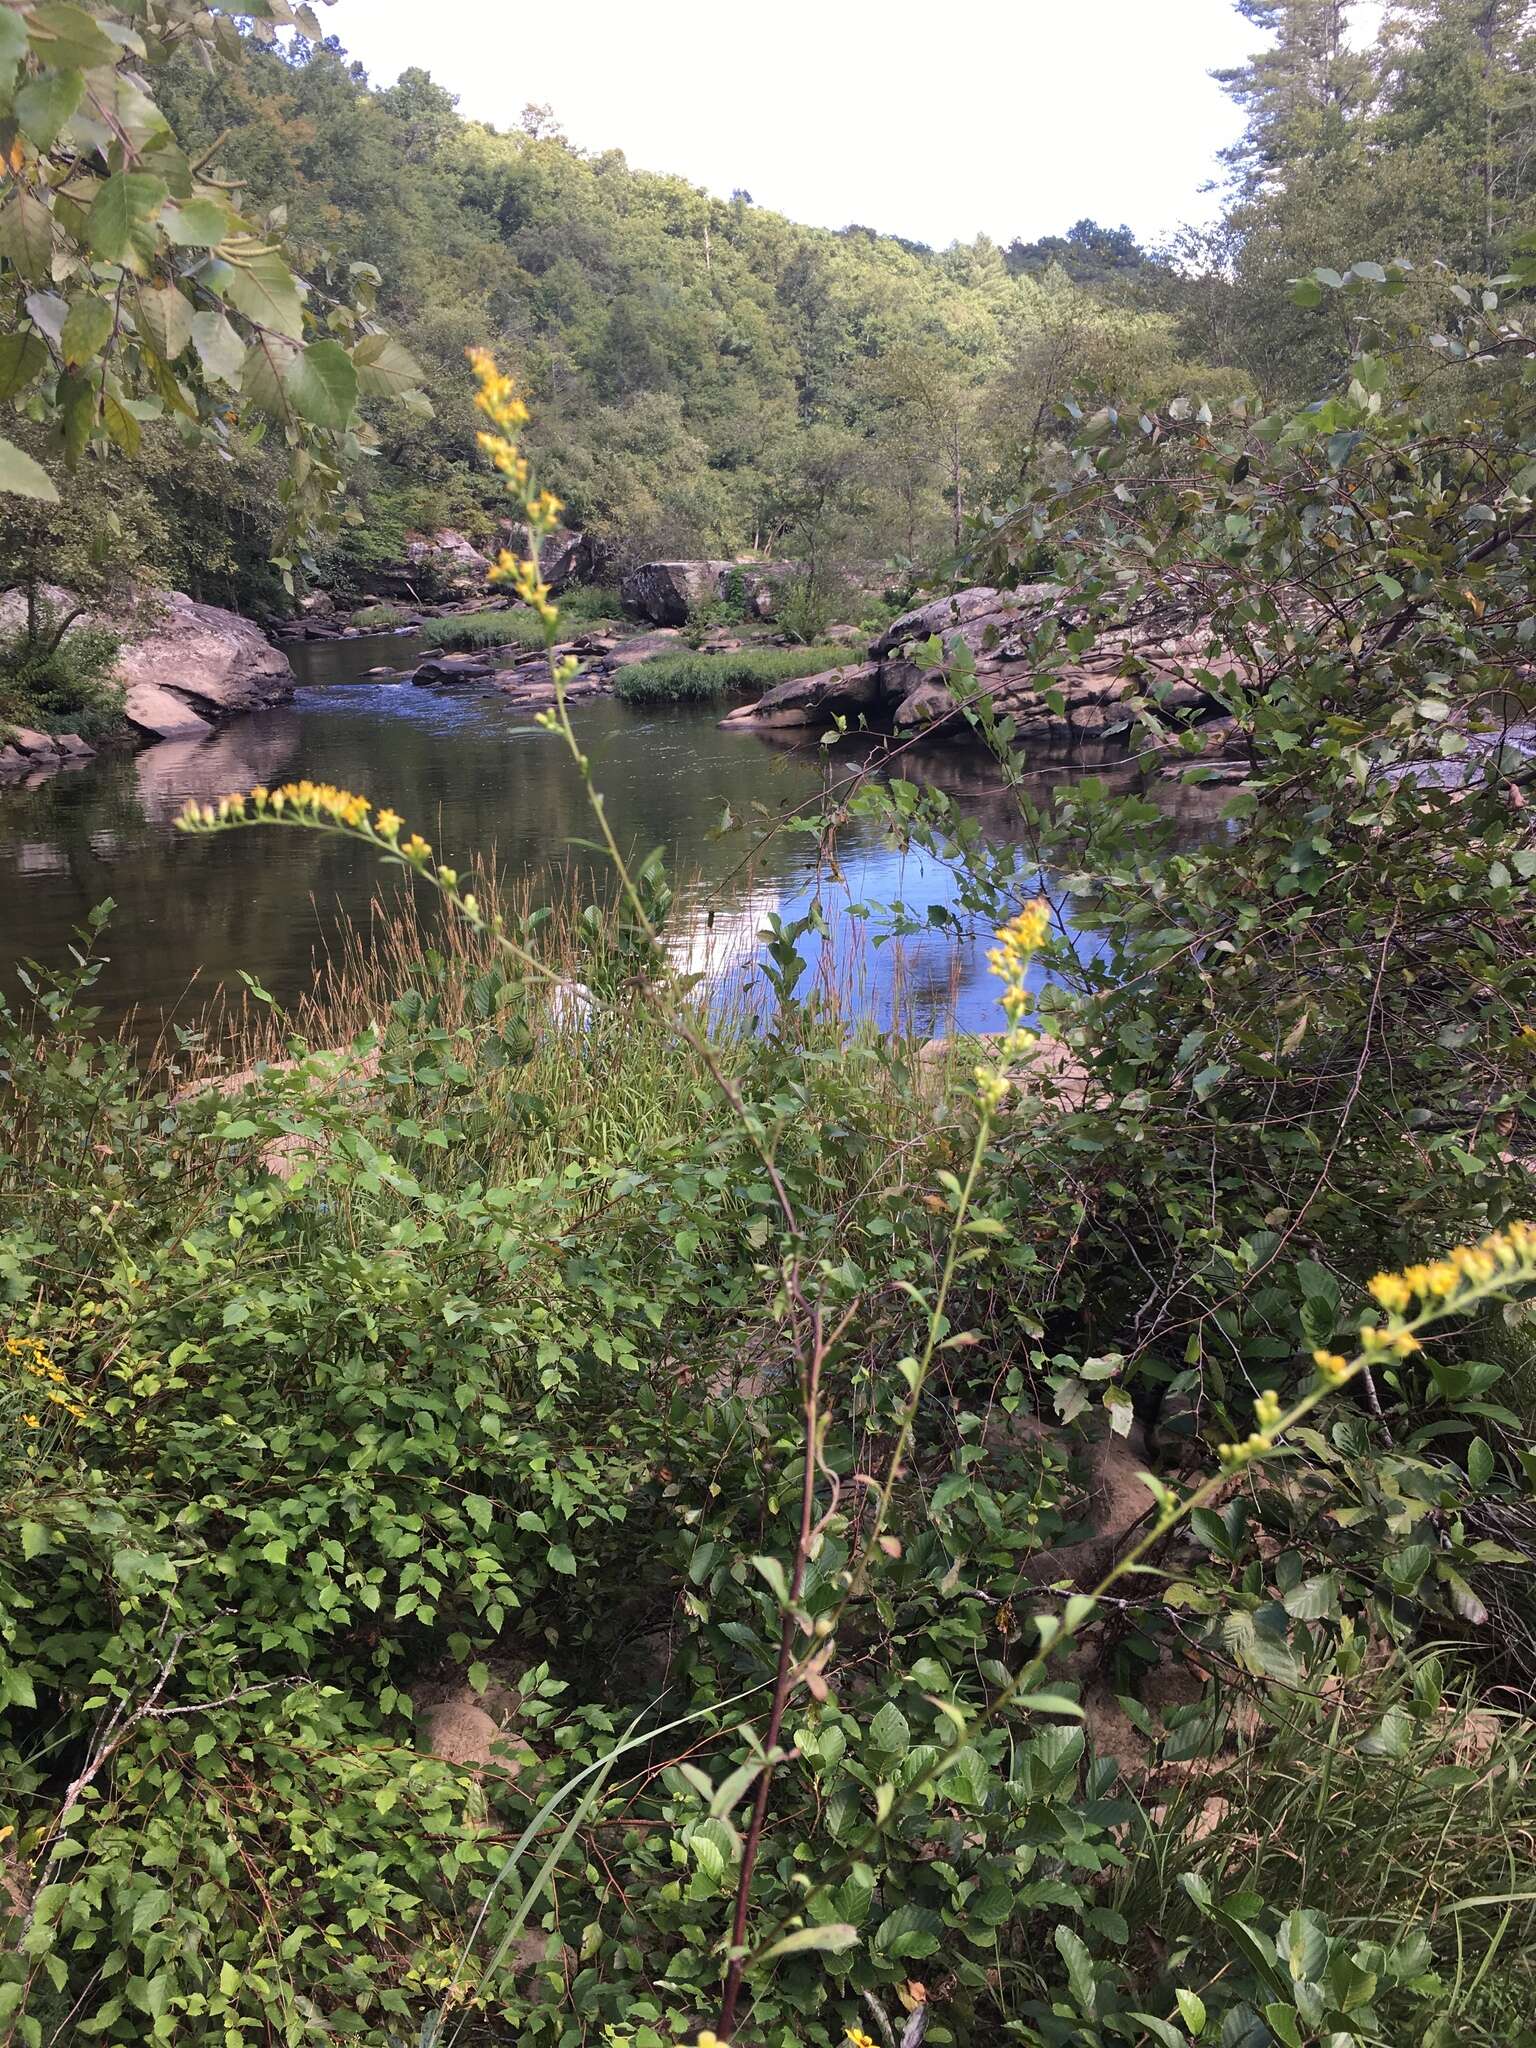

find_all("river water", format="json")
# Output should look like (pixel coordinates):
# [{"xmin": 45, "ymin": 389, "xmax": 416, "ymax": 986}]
[{"xmin": 0, "ymin": 632, "xmax": 1219, "ymax": 1053}]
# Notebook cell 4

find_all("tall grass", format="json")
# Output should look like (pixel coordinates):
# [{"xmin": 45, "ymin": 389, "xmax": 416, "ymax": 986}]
[
  {"xmin": 614, "ymin": 643, "xmax": 848, "ymax": 704},
  {"xmin": 419, "ymin": 609, "xmax": 545, "ymax": 652}
]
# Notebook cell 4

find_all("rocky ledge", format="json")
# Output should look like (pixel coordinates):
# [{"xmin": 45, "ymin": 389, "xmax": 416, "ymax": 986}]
[
  {"xmin": 1, "ymin": 588, "xmax": 295, "ymax": 786},
  {"xmin": 718, "ymin": 584, "xmax": 1252, "ymax": 780}
]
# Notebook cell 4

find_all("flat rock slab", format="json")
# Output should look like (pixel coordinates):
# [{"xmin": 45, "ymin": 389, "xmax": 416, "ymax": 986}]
[{"xmin": 124, "ymin": 683, "xmax": 215, "ymax": 741}]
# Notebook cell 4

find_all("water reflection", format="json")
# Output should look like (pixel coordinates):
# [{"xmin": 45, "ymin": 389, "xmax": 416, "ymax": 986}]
[{"xmin": 0, "ymin": 644, "xmax": 1225, "ymax": 1051}]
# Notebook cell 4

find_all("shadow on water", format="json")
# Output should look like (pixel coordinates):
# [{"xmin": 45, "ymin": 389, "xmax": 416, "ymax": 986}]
[{"xmin": 0, "ymin": 635, "xmax": 1230, "ymax": 1053}]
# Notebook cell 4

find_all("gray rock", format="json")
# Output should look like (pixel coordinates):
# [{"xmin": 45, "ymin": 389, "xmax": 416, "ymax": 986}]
[
  {"xmin": 411, "ymin": 655, "xmax": 494, "ymax": 687},
  {"xmin": 719, "ymin": 662, "xmax": 882, "ymax": 730},
  {"xmin": 0, "ymin": 744, "xmax": 28, "ymax": 778},
  {"xmin": 620, "ymin": 561, "xmax": 734, "ymax": 626},
  {"xmin": 54, "ymin": 731, "xmax": 95, "ymax": 756},
  {"xmin": 6, "ymin": 727, "xmax": 59, "ymax": 757},
  {"xmin": 605, "ymin": 629, "xmax": 684, "ymax": 667},
  {"xmin": 123, "ymin": 683, "xmax": 215, "ymax": 741},
  {"xmin": 113, "ymin": 590, "xmax": 294, "ymax": 729}
]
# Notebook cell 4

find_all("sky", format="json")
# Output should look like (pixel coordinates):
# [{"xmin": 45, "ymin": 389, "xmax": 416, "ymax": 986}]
[{"xmin": 317, "ymin": 0, "xmax": 1288, "ymax": 251}]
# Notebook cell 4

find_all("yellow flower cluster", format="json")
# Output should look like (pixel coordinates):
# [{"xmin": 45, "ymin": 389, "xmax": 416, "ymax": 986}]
[
  {"xmin": 846, "ymin": 2031, "xmax": 878, "ymax": 2048},
  {"xmin": 468, "ymin": 346, "xmax": 564, "ymax": 630},
  {"xmin": 175, "ymin": 784, "xmax": 438, "ymax": 866},
  {"xmin": 987, "ymin": 900, "xmax": 1051, "ymax": 1023},
  {"xmin": 1367, "ymin": 1222, "xmax": 1536, "ymax": 1315},
  {"xmin": 6, "ymin": 1332, "xmax": 88, "ymax": 1425}
]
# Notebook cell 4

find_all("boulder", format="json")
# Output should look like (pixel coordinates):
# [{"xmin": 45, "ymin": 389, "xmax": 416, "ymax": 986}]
[
  {"xmin": 540, "ymin": 526, "xmax": 601, "ymax": 593},
  {"xmin": 123, "ymin": 684, "xmax": 215, "ymax": 742},
  {"xmin": 621, "ymin": 561, "xmax": 733, "ymax": 626},
  {"xmin": 411, "ymin": 655, "xmax": 494, "ymax": 687},
  {"xmin": 55, "ymin": 731, "xmax": 95, "ymax": 756},
  {"xmin": 6, "ymin": 727, "xmax": 60, "ymax": 757},
  {"xmin": 604, "ymin": 629, "xmax": 684, "ymax": 667},
  {"xmin": 718, "ymin": 562, "xmax": 799, "ymax": 620},
  {"xmin": 719, "ymin": 662, "xmax": 882, "ymax": 730},
  {"xmin": 0, "ymin": 745, "xmax": 27, "ymax": 779},
  {"xmin": 112, "ymin": 591, "xmax": 294, "ymax": 732}
]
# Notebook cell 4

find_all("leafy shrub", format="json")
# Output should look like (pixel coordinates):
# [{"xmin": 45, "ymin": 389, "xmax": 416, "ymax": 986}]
[
  {"xmin": 615, "ymin": 642, "xmax": 846, "ymax": 703},
  {"xmin": 419, "ymin": 608, "xmax": 545, "ymax": 652},
  {"xmin": 552, "ymin": 583, "xmax": 623, "ymax": 623},
  {"xmin": 0, "ymin": 621, "xmax": 123, "ymax": 739}
]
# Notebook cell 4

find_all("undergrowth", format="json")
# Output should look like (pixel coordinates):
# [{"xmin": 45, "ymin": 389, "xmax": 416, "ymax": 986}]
[{"xmin": 614, "ymin": 643, "xmax": 848, "ymax": 703}]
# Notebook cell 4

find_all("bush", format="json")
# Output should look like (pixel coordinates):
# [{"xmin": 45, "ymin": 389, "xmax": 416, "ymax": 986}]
[
  {"xmin": 552, "ymin": 583, "xmax": 623, "ymax": 623},
  {"xmin": 418, "ymin": 608, "xmax": 545, "ymax": 652},
  {"xmin": 614, "ymin": 642, "xmax": 846, "ymax": 703},
  {"xmin": 0, "ymin": 621, "xmax": 123, "ymax": 739}
]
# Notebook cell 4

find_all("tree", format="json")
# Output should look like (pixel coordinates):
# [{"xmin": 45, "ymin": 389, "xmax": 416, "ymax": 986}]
[
  {"xmin": 1213, "ymin": 0, "xmax": 1374, "ymax": 193},
  {"xmin": 0, "ymin": 0, "xmax": 429, "ymax": 587}
]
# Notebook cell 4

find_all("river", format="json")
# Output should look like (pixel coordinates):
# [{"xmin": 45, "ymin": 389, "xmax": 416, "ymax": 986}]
[{"xmin": 0, "ymin": 632, "xmax": 1222, "ymax": 1054}]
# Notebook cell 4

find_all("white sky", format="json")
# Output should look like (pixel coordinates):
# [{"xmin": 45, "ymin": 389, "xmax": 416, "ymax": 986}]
[{"xmin": 321, "ymin": 0, "xmax": 1384, "ymax": 251}]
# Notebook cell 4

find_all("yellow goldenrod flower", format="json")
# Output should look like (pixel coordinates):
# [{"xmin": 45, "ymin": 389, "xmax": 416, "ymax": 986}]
[
  {"xmin": 21, "ymin": 1414, "xmax": 39, "ymax": 1429},
  {"xmin": 846, "ymin": 2031, "xmax": 877, "ymax": 2048}
]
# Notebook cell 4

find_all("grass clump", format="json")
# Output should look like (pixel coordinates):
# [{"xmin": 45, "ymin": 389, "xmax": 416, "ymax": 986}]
[
  {"xmin": 554, "ymin": 582, "xmax": 623, "ymax": 623},
  {"xmin": 349, "ymin": 602, "xmax": 415, "ymax": 630},
  {"xmin": 614, "ymin": 642, "xmax": 847, "ymax": 704},
  {"xmin": 419, "ymin": 607, "xmax": 545, "ymax": 652}
]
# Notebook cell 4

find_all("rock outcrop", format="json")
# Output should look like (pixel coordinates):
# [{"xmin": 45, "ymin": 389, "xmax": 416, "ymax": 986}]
[
  {"xmin": 620, "ymin": 560, "xmax": 803, "ymax": 625},
  {"xmin": 720, "ymin": 582, "xmax": 1247, "ymax": 767},
  {"xmin": 620, "ymin": 560, "xmax": 735, "ymax": 625},
  {"xmin": 113, "ymin": 591, "xmax": 295, "ymax": 739}
]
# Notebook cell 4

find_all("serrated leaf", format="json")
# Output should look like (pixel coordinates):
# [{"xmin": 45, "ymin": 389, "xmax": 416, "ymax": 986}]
[
  {"xmin": 867, "ymin": 1701, "xmax": 910, "ymax": 1755},
  {"xmin": 163, "ymin": 195, "xmax": 236, "ymax": 248},
  {"xmin": 61, "ymin": 293, "xmax": 113, "ymax": 366},
  {"xmin": 102, "ymin": 389, "xmax": 140, "ymax": 456},
  {"xmin": 137, "ymin": 285, "xmax": 193, "ymax": 364},
  {"xmin": 2, "ymin": 190, "xmax": 55, "ymax": 283},
  {"xmin": 0, "ymin": 333, "xmax": 49, "ymax": 400},
  {"xmin": 15, "ymin": 65, "xmax": 83, "ymax": 150},
  {"xmin": 223, "ymin": 240, "xmax": 304, "ymax": 340},
  {"xmin": 1176, "ymin": 1987, "xmax": 1207, "ymax": 2034},
  {"xmin": 27, "ymin": 3, "xmax": 121, "ymax": 69},
  {"xmin": 546, "ymin": 1541, "xmax": 576, "ymax": 1576},
  {"xmin": 758, "ymin": 1922, "xmax": 858, "ymax": 1962},
  {"xmin": 88, "ymin": 171, "xmax": 167, "ymax": 273},
  {"xmin": 352, "ymin": 331, "xmax": 424, "ymax": 398},
  {"xmin": 0, "ymin": 434, "xmax": 60, "ymax": 500},
  {"xmin": 24, "ymin": 290, "xmax": 67, "ymax": 343},
  {"xmin": 282, "ymin": 338, "xmax": 356, "ymax": 430},
  {"xmin": 191, "ymin": 308, "xmax": 245, "ymax": 387}
]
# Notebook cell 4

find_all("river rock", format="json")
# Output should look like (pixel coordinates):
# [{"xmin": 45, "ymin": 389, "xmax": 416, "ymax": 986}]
[
  {"xmin": 719, "ymin": 661, "xmax": 882, "ymax": 730},
  {"xmin": 0, "ymin": 745, "xmax": 28, "ymax": 778},
  {"xmin": 55, "ymin": 731, "xmax": 94, "ymax": 756},
  {"xmin": 6, "ymin": 727, "xmax": 60, "ymax": 757},
  {"xmin": 112, "ymin": 590, "xmax": 295, "ymax": 736},
  {"xmin": 411, "ymin": 655, "xmax": 494, "ymax": 687},
  {"xmin": 605, "ymin": 629, "xmax": 684, "ymax": 667},
  {"xmin": 620, "ymin": 561, "xmax": 734, "ymax": 625},
  {"xmin": 122, "ymin": 683, "xmax": 216, "ymax": 741},
  {"xmin": 540, "ymin": 526, "xmax": 601, "ymax": 592},
  {"xmin": 719, "ymin": 563, "xmax": 799, "ymax": 620}
]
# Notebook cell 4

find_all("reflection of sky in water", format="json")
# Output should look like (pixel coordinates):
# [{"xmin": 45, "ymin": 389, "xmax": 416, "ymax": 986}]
[{"xmin": 1, "ymin": 648, "xmax": 1195, "ymax": 1050}]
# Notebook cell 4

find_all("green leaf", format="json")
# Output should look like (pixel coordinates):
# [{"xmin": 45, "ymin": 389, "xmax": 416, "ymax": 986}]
[
  {"xmin": 0, "ymin": 7, "xmax": 29, "ymax": 67},
  {"xmin": 1468, "ymin": 1436, "xmax": 1494, "ymax": 1488},
  {"xmin": 163, "ymin": 196, "xmax": 236, "ymax": 248},
  {"xmin": 223, "ymin": 241, "xmax": 304, "ymax": 340},
  {"xmin": 866, "ymin": 1701, "xmax": 910, "ymax": 1755},
  {"xmin": 547, "ymin": 1542, "xmax": 576, "ymax": 1577},
  {"xmin": 873, "ymin": 1902, "xmax": 943, "ymax": 1960},
  {"xmin": 1130, "ymin": 2019, "xmax": 1188, "ymax": 2048},
  {"xmin": 757, "ymin": 1922, "xmax": 858, "ymax": 1962},
  {"xmin": 1054, "ymin": 1922, "xmax": 1099, "ymax": 2015},
  {"xmin": 282, "ymin": 338, "xmax": 357, "ymax": 430},
  {"xmin": 88, "ymin": 172, "xmax": 168, "ymax": 273},
  {"xmin": 1, "ymin": 190, "xmax": 55, "ymax": 283},
  {"xmin": 0, "ymin": 334, "xmax": 49, "ymax": 401},
  {"xmin": 137, "ymin": 285, "xmax": 193, "ymax": 364},
  {"xmin": 130, "ymin": 1885, "xmax": 172, "ymax": 1936},
  {"xmin": 61, "ymin": 293, "xmax": 113, "ymax": 367},
  {"xmin": 15, "ymin": 66, "xmax": 83, "ymax": 150},
  {"xmin": 0, "ymin": 435, "xmax": 60, "ymax": 501},
  {"xmin": 1176, "ymin": 1988, "xmax": 1207, "ymax": 2035},
  {"xmin": 1264, "ymin": 2004, "xmax": 1303, "ymax": 2047},
  {"xmin": 27, "ymin": 3, "xmax": 121, "ymax": 70},
  {"xmin": 751, "ymin": 1554, "xmax": 790, "ymax": 1606},
  {"xmin": 352, "ymin": 331, "xmax": 425, "ymax": 398},
  {"xmin": 191, "ymin": 309, "xmax": 245, "ymax": 387},
  {"xmin": 102, "ymin": 389, "xmax": 140, "ymax": 456}
]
